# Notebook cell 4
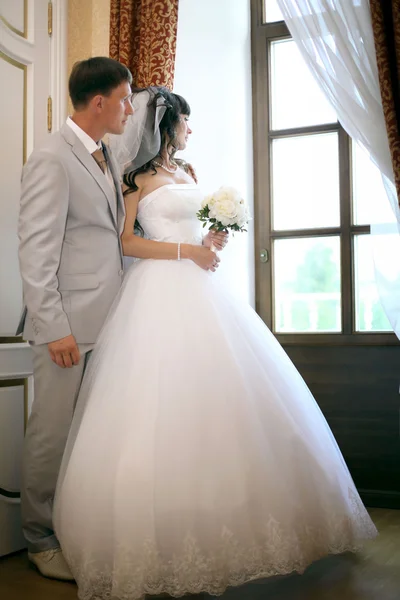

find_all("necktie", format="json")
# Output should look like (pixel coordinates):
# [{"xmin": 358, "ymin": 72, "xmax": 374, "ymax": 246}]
[{"xmin": 92, "ymin": 147, "xmax": 107, "ymax": 174}]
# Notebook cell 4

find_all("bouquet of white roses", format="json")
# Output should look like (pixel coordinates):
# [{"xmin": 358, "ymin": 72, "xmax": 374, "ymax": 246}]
[{"xmin": 197, "ymin": 186, "xmax": 249, "ymax": 233}]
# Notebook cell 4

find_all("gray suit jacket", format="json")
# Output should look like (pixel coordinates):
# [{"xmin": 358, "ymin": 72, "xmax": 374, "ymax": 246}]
[{"xmin": 17, "ymin": 124, "xmax": 126, "ymax": 344}]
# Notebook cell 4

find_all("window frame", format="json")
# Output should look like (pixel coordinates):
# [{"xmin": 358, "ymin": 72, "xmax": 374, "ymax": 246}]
[{"xmin": 250, "ymin": 0, "xmax": 398, "ymax": 346}]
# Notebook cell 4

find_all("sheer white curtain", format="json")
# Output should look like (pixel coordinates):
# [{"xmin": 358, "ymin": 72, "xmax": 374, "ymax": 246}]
[{"xmin": 276, "ymin": 0, "xmax": 400, "ymax": 338}]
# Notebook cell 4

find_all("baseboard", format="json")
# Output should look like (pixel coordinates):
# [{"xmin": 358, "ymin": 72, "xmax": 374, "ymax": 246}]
[{"xmin": 359, "ymin": 488, "xmax": 400, "ymax": 509}]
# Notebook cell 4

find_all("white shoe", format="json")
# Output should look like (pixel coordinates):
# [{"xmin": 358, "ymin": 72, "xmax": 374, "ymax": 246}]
[{"xmin": 28, "ymin": 548, "xmax": 75, "ymax": 581}]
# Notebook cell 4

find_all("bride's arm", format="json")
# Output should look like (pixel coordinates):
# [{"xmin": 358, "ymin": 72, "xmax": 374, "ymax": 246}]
[
  {"xmin": 176, "ymin": 165, "xmax": 228, "ymax": 251},
  {"xmin": 121, "ymin": 189, "xmax": 220, "ymax": 271}
]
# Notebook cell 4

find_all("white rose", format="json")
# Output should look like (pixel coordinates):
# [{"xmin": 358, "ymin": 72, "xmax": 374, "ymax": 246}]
[
  {"xmin": 216, "ymin": 186, "xmax": 242, "ymax": 203},
  {"xmin": 202, "ymin": 193, "xmax": 215, "ymax": 209},
  {"xmin": 209, "ymin": 188, "xmax": 241, "ymax": 224},
  {"xmin": 215, "ymin": 212, "xmax": 235, "ymax": 227},
  {"xmin": 211, "ymin": 198, "xmax": 237, "ymax": 221},
  {"xmin": 237, "ymin": 214, "xmax": 248, "ymax": 228},
  {"xmin": 235, "ymin": 204, "xmax": 249, "ymax": 228}
]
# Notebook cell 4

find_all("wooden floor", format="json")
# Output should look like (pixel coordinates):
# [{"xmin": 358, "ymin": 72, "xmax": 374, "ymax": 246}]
[{"xmin": 1, "ymin": 508, "xmax": 399, "ymax": 600}]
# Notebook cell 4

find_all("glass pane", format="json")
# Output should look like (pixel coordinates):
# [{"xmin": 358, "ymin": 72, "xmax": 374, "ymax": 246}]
[
  {"xmin": 263, "ymin": 0, "xmax": 284, "ymax": 22},
  {"xmin": 274, "ymin": 237, "xmax": 341, "ymax": 333},
  {"xmin": 272, "ymin": 133, "xmax": 340, "ymax": 230},
  {"xmin": 354, "ymin": 235, "xmax": 392, "ymax": 332},
  {"xmin": 352, "ymin": 142, "xmax": 394, "ymax": 226},
  {"xmin": 270, "ymin": 39, "xmax": 337, "ymax": 130}
]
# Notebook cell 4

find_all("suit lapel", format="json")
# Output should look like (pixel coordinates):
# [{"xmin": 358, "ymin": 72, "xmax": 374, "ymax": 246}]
[
  {"xmin": 103, "ymin": 144, "xmax": 126, "ymax": 235},
  {"xmin": 61, "ymin": 124, "xmax": 118, "ymax": 228}
]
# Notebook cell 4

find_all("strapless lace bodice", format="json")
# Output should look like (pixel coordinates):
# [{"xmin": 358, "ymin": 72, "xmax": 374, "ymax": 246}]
[{"xmin": 137, "ymin": 184, "xmax": 204, "ymax": 245}]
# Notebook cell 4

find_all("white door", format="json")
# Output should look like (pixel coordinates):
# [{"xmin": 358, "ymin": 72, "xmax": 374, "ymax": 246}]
[{"xmin": 0, "ymin": 0, "xmax": 67, "ymax": 555}]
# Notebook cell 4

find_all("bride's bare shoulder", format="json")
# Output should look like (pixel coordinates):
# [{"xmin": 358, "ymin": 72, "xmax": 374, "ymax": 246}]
[
  {"xmin": 137, "ymin": 170, "xmax": 173, "ymax": 199},
  {"xmin": 134, "ymin": 171, "xmax": 155, "ymax": 189},
  {"xmin": 122, "ymin": 171, "xmax": 148, "ymax": 199}
]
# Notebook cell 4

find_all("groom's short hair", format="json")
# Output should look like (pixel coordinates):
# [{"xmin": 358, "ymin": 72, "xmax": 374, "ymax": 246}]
[{"xmin": 69, "ymin": 57, "xmax": 133, "ymax": 109}]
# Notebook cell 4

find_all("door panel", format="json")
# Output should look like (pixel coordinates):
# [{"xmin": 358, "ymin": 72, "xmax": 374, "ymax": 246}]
[
  {"xmin": 0, "ymin": 0, "xmax": 67, "ymax": 556},
  {"xmin": 0, "ymin": 0, "xmax": 50, "ymax": 337}
]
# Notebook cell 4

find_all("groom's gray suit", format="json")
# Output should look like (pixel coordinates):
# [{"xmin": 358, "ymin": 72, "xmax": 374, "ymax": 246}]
[{"xmin": 17, "ymin": 122, "xmax": 125, "ymax": 552}]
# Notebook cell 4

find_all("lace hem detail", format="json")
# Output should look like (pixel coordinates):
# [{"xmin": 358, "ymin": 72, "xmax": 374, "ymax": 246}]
[{"xmin": 66, "ymin": 490, "xmax": 377, "ymax": 600}]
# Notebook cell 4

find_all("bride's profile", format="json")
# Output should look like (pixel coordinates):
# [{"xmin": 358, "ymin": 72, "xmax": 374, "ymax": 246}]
[{"xmin": 54, "ymin": 87, "xmax": 377, "ymax": 600}]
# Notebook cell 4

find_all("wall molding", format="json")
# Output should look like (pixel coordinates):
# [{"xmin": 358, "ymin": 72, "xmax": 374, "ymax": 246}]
[{"xmin": 50, "ymin": 0, "xmax": 68, "ymax": 129}]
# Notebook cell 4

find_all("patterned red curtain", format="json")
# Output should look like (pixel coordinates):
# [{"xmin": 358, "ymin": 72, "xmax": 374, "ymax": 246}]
[
  {"xmin": 110, "ymin": 0, "xmax": 179, "ymax": 89},
  {"xmin": 370, "ymin": 0, "xmax": 400, "ymax": 205}
]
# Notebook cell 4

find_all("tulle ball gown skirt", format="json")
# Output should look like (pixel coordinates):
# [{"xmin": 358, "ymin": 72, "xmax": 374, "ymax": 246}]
[{"xmin": 54, "ymin": 258, "xmax": 377, "ymax": 600}]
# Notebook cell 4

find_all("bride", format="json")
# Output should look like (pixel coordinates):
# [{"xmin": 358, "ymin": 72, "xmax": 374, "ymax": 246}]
[{"xmin": 54, "ymin": 87, "xmax": 377, "ymax": 600}]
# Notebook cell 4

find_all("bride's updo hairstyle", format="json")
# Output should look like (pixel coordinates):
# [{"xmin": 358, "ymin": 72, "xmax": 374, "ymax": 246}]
[{"xmin": 123, "ymin": 87, "xmax": 191, "ymax": 193}]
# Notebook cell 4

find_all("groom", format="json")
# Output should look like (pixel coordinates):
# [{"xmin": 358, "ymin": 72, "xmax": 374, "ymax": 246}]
[{"xmin": 17, "ymin": 57, "xmax": 134, "ymax": 580}]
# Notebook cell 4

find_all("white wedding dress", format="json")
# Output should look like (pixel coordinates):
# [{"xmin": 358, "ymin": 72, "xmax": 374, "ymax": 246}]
[{"xmin": 54, "ymin": 184, "xmax": 377, "ymax": 600}]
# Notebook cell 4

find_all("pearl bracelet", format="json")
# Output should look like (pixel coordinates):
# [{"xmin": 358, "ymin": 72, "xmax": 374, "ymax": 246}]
[{"xmin": 177, "ymin": 242, "xmax": 181, "ymax": 261}]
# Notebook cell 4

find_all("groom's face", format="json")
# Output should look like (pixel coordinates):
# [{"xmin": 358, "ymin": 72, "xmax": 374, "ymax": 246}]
[{"xmin": 101, "ymin": 81, "xmax": 134, "ymax": 135}]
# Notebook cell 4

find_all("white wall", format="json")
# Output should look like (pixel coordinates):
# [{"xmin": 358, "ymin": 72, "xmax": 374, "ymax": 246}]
[{"xmin": 174, "ymin": 0, "xmax": 255, "ymax": 305}]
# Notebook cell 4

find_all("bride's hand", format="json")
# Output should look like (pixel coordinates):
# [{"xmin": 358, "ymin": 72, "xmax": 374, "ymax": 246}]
[
  {"xmin": 185, "ymin": 245, "xmax": 220, "ymax": 271},
  {"xmin": 203, "ymin": 229, "xmax": 229, "ymax": 251}
]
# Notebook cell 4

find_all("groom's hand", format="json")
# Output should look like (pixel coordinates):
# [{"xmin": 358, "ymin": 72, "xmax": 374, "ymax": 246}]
[{"xmin": 48, "ymin": 334, "xmax": 81, "ymax": 368}]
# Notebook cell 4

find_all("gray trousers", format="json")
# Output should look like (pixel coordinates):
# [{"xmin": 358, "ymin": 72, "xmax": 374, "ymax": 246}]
[{"xmin": 21, "ymin": 342, "xmax": 94, "ymax": 553}]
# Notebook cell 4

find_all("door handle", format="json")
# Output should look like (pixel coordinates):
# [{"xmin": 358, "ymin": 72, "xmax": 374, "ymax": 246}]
[{"xmin": 0, "ymin": 487, "xmax": 21, "ymax": 504}]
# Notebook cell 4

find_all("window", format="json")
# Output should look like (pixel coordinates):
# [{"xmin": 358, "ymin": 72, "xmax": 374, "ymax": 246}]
[
  {"xmin": 251, "ymin": 0, "xmax": 395, "ymax": 344},
  {"xmin": 263, "ymin": 0, "xmax": 284, "ymax": 23}
]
